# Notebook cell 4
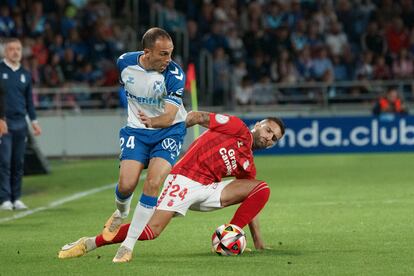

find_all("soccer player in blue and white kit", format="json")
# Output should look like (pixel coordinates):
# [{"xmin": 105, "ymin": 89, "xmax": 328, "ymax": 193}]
[{"xmin": 104, "ymin": 27, "xmax": 187, "ymax": 262}]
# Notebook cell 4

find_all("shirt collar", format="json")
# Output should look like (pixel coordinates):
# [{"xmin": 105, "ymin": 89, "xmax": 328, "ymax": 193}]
[{"xmin": 3, "ymin": 59, "xmax": 21, "ymax": 72}]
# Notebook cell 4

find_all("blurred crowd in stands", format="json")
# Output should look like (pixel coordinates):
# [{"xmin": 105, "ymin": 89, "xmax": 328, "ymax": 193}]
[
  {"xmin": 1, "ymin": 0, "xmax": 414, "ymax": 109},
  {"xmin": 0, "ymin": 0, "xmax": 135, "ymax": 109},
  {"xmin": 154, "ymin": 0, "xmax": 414, "ymax": 106}
]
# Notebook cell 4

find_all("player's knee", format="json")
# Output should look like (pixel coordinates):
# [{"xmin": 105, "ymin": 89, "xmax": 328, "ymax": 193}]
[
  {"xmin": 148, "ymin": 224, "xmax": 162, "ymax": 239},
  {"xmin": 143, "ymin": 176, "xmax": 161, "ymax": 196},
  {"xmin": 253, "ymin": 181, "xmax": 271, "ymax": 203},
  {"xmin": 117, "ymin": 180, "xmax": 135, "ymax": 196}
]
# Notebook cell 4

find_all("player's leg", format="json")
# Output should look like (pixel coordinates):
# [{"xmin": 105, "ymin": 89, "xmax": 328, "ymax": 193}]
[
  {"xmin": 58, "ymin": 210, "xmax": 175, "ymax": 259},
  {"xmin": 220, "ymin": 179, "xmax": 270, "ymax": 228},
  {"xmin": 10, "ymin": 126, "xmax": 28, "ymax": 209},
  {"xmin": 98, "ymin": 209, "xmax": 175, "ymax": 245},
  {"xmin": 0, "ymin": 132, "xmax": 13, "ymax": 210},
  {"xmin": 114, "ymin": 157, "xmax": 172, "ymax": 262},
  {"xmin": 102, "ymin": 160, "xmax": 145, "ymax": 241}
]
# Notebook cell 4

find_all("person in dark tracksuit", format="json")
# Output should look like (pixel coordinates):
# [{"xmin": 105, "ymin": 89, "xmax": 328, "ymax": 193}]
[
  {"xmin": 0, "ymin": 83, "xmax": 7, "ymax": 136},
  {"xmin": 0, "ymin": 38, "xmax": 42, "ymax": 211}
]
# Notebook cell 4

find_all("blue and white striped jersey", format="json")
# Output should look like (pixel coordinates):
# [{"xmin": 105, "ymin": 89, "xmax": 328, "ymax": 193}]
[{"xmin": 117, "ymin": 51, "xmax": 187, "ymax": 129}]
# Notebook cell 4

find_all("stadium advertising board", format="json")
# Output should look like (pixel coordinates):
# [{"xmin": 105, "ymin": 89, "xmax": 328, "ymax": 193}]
[{"xmin": 243, "ymin": 115, "xmax": 414, "ymax": 154}]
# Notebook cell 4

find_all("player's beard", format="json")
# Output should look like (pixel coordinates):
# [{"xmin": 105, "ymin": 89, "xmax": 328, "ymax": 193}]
[{"xmin": 252, "ymin": 131, "xmax": 265, "ymax": 150}]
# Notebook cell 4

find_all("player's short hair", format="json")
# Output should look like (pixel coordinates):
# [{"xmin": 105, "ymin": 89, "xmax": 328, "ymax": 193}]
[
  {"xmin": 141, "ymin": 27, "xmax": 172, "ymax": 49},
  {"xmin": 2, "ymin": 37, "xmax": 21, "ymax": 45},
  {"xmin": 266, "ymin": 117, "xmax": 285, "ymax": 136}
]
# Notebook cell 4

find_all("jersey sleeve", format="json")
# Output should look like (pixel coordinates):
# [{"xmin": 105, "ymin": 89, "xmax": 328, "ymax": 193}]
[
  {"xmin": 0, "ymin": 81, "xmax": 5, "ymax": 118},
  {"xmin": 208, "ymin": 113, "xmax": 248, "ymax": 137},
  {"xmin": 24, "ymin": 72, "xmax": 36, "ymax": 121},
  {"xmin": 164, "ymin": 62, "xmax": 185, "ymax": 107},
  {"xmin": 116, "ymin": 54, "xmax": 127, "ymax": 85},
  {"xmin": 116, "ymin": 52, "xmax": 138, "ymax": 86}
]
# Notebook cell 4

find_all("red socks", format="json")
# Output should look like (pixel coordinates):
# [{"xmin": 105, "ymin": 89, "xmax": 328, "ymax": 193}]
[
  {"xmin": 95, "ymin": 224, "xmax": 155, "ymax": 247},
  {"xmin": 230, "ymin": 182, "xmax": 270, "ymax": 228}
]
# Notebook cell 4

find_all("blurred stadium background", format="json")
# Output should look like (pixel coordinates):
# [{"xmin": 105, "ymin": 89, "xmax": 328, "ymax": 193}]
[
  {"xmin": 1, "ymin": 0, "xmax": 414, "ymax": 157},
  {"xmin": 1, "ymin": 1, "xmax": 414, "ymax": 275}
]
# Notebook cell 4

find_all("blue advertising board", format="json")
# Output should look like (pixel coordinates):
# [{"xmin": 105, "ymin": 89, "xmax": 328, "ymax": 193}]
[{"xmin": 243, "ymin": 115, "xmax": 414, "ymax": 154}]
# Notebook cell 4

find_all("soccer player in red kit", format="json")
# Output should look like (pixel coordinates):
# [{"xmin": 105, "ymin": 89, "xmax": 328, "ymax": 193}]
[{"xmin": 58, "ymin": 111, "xmax": 285, "ymax": 262}]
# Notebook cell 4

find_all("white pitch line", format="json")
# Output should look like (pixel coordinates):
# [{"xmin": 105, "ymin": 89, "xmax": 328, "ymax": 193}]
[
  {"xmin": 0, "ymin": 173, "xmax": 147, "ymax": 224},
  {"xmin": 0, "ymin": 183, "xmax": 116, "ymax": 224}
]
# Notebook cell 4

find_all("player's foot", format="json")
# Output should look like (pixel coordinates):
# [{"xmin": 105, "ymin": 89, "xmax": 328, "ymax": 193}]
[
  {"xmin": 112, "ymin": 245, "xmax": 132, "ymax": 263},
  {"xmin": 13, "ymin": 200, "xmax": 28, "ymax": 210},
  {"xmin": 0, "ymin": 200, "xmax": 13, "ymax": 210},
  {"xmin": 102, "ymin": 210, "xmax": 123, "ymax": 241},
  {"xmin": 58, "ymin": 237, "xmax": 96, "ymax": 259}
]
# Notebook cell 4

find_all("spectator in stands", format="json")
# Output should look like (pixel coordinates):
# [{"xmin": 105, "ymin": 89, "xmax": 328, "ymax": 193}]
[
  {"xmin": 386, "ymin": 17, "xmax": 409, "ymax": 56},
  {"xmin": 373, "ymin": 87, "xmax": 408, "ymax": 115},
  {"xmin": 212, "ymin": 47, "xmax": 230, "ymax": 106},
  {"xmin": 325, "ymin": 21, "xmax": 348, "ymax": 56},
  {"xmin": 361, "ymin": 21, "xmax": 387, "ymax": 56},
  {"xmin": 25, "ymin": 1, "xmax": 47, "ymax": 37},
  {"xmin": 310, "ymin": 46, "xmax": 334, "ymax": 82},
  {"xmin": 306, "ymin": 21, "xmax": 325, "ymax": 50},
  {"xmin": 295, "ymin": 46, "xmax": 312, "ymax": 81},
  {"xmin": 235, "ymin": 75, "xmax": 253, "ymax": 106},
  {"xmin": 0, "ymin": 5, "xmax": 15, "ymax": 37},
  {"xmin": 373, "ymin": 55, "xmax": 391, "ymax": 80},
  {"xmin": 392, "ymin": 48, "xmax": 413, "ymax": 79},
  {"xmin": 277, "ymin": 49, "xmax": 299, "ymax": 83},
  {"xmin": 355, "ymin": 51, "xmax": 374, "ymax": 80},
  {"xmin": 160, "ymin": 0, "xmax": 186, "ymax": 34},
  {"xmin": 203, "ymin": 21, "xmax": 229, "ymax": 54},
  {"xmin": 290, "ymin": 19, "xmax": 308, "ymax": 53}
]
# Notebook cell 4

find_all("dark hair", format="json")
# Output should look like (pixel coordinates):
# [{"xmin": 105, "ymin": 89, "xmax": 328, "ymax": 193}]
[
  {"xmin": 141, "ymin": 27, "xmax": 172, "ymax": 49},
  {"xmin": 266, "ymin": 117, "xmax": 285, "ymax": 136}
]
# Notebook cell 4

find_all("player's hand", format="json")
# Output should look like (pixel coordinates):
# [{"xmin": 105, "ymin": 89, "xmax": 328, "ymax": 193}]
[
  {"xmin": 253, "ymin": 239, "xmax": 271, "ymax": 250},
  {"xmin": 138, "ymin": 110, "xmax": 152, "ymax": 128},
  {"xmin": 0, "ymin": 119, "xmax": 8, "ymax": 136},
  {"xmin": 32, "ymin": 121, "xmax": 42, "ymax": 136}
]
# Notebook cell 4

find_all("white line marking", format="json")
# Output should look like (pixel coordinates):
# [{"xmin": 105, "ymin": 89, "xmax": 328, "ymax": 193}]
[{"xmin": 0, "ymin": 173, "xmax": 147, "ymax": 224}]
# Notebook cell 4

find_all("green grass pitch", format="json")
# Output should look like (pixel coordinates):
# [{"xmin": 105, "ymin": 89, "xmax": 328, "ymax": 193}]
[{"xmin": 0, "ymin": 153, "xmax": 414, "ymax": 275}]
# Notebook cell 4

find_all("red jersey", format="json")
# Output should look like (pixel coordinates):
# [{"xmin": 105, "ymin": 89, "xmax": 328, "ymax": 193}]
[{"xmin": 171, "ymin": 113, "xmax": 256, "ymax": 184}]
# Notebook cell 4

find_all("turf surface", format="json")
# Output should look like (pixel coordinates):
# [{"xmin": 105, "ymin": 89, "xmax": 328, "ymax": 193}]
[{"xmin": 1, "ymin": 154, "xmax": 413, "ymax": 275}]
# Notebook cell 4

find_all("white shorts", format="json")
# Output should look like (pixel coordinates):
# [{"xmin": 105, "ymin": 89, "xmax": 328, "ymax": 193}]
[{"xmin": 157, "ymin": 174, "xmax": 233, "ymax": 216}]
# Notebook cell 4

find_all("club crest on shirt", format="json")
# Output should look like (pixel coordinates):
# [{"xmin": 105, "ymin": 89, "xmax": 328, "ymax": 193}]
[
  {"xmin": 2, "ymin": 73, "xmax": 8, "ymax": 79},
  {"xmin": 152, "ymin": 80, "xmax": 165, "ymax": 95},
  {"xmin": 215, "ymin": 114, "xmax": 229, "ymax": 124},
  {"xmin": 20, "ymin": 74, "xmax": 26, "ymax": 83}
]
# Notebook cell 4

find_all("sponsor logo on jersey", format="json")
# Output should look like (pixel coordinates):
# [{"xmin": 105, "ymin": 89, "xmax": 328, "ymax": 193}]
[
  {"xmin": 2, "ymin": 73, "xmax": 8, "ymax": 79},
  {"xmin": 162, "ymin": 138, "xmax": 178, "ymax": 152},
  {"xmin": 175, "ymin": 88, "xmax": 184, "ymax": 96},
  {"xmin": 243, "ymin": 160, "xmax": 250, "ymax": 170},
  {"xmin": 237, "ymin": 141, "xmax": 244, "ymax": 148},
  {"xmin": 215, "ymin": 114, "xmax": 229, "ymax": 124},
  {"xmin": 219, "ymin": 147, "xmax": 237, "ymax": 175},
  {"xmin": 125, "ymin": 90, "xmax": 163, "ymax": 107},
  {"xmin": 126, "ymin": 76, "xmax": 134, "ymax": 84}
]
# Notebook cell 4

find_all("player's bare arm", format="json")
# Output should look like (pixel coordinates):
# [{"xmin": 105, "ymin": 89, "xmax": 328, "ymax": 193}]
[
  {"xmin": 138, "ymin": 103, "xmax": 179, "ymax": 128},
  {"xmin": 185, "ymin": 111, "xmax": 211, "ymax": 128}
]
